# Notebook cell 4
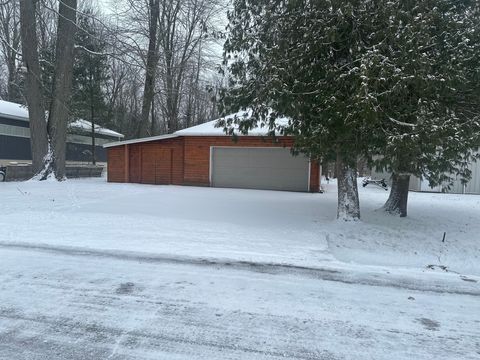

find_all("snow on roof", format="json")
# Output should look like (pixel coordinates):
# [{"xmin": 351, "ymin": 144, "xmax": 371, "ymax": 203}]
[
  {"xmin": 174, "ymin": 110, "xmax": 291, "ymax": 137},
  {"xmin": 0, "ymin": 99, "xmax": 124, "ymax": 138},
  {"xmin": 70, "ymin": 119, "xmax": 124, "ymax": 138},
  {"xmin": 103, "ymin": 134, "xmax": 178, "ymax": 148},
  {"xmin": 103, "ymin": 110, "xmax": 291, "ymax": 148},
  {"xmin": 0, "ymin": 100, "xmax": 29, "ymax": 120}
]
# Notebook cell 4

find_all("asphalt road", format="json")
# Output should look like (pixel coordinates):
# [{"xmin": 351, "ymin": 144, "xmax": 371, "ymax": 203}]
[{"xmin": 0, "ymin": 246, "xmax": 479, "ymax": 360}]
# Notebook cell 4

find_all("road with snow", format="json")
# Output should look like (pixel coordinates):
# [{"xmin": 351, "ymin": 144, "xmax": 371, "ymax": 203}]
[{"xmin": 1, "ymin": 244, "xmax": 479, "ymax": 360}]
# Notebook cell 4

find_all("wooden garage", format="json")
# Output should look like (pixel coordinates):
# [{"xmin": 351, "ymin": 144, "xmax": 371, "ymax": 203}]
[{"xmin": 105, "ymin": 115, "xmax": 321, "ymax": 192}]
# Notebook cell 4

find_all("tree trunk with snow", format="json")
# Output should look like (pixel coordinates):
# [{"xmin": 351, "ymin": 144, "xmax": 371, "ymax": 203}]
[
  {"xmin": 45, "ymin": 0, "xmax": 78, "ymax": 180},
  {"xmin": 336, "ymin": 153, "xmax": 360, "ymax": 221},
  {"xmin": 19, "ymin": 0, "xmax": 49, "ymax": 175},
  {"xmin": 383, "ymin": 173, "xmax": 410, "ymax": 217}
]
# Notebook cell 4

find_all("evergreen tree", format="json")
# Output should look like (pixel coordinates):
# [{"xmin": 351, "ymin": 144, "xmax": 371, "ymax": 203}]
[
  {"xmin": 221, "ymin": 0, "xmax": 480, "ymax": 219},
  {"xmin": 221, "ymin": 0, "xmax": 396, "ymax": 220},
  {"xmin": 368, "ymin": 0, "xmax": 480, "ymax": 216},
  {"xmin": 72, "ymin": 10, "xmax": 109, "ymax": 165}
]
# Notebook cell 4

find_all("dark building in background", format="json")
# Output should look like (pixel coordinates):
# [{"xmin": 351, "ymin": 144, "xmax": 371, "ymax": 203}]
[{"xmin": 0, "ymin": 100, "xmax": 124, "ymax": 165}]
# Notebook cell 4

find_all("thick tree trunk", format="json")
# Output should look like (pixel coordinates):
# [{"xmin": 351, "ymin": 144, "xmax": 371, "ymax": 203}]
[
  {"xmin": 46, "ymin": 0, "xmax": 78, "ymax": 180},
  {"xmin": 19, "ymin": 0, "xmax": 49, "ymax": 175},
  {"xmin": 336, "ymin": 153, "xmax": 360, "ymax": 221},
  {"xmin": 138, "ymin": 0, "xmax": 160, "ymax": 138},
  {"xmin": 383, "ymin": 173, "xmax": 410, "ymax": 217}
]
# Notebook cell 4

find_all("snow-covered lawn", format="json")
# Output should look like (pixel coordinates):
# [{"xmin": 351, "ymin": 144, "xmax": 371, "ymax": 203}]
[
  {"xmin": 1, "ymin": 178, "xmax": 479, "ymax": 359},
  {"xmin": 2, "ymin": 177, "xmax": 479, "ymax": 276}
]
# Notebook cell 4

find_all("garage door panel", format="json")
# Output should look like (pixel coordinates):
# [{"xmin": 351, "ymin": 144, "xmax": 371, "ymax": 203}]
[
  {"xmin": 211, "ymin": 147, "xmax": 309, "ymax": 192},
  {"xmin": 213, "ymin": 149, "xmax": 307, "ymax": 166},
  {"xmin": 214, "ymin": 158, "xmax": 307, "ymax": 170}
]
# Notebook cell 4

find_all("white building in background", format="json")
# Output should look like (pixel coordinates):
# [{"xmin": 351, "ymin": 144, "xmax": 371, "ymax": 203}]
[
  {"xmin": 371, "ymin": 156, "xmax": 480, "ymax": 195},
  {"xmin": 0, "ymin": 100, "xmax": 124, "ymax": 165}
]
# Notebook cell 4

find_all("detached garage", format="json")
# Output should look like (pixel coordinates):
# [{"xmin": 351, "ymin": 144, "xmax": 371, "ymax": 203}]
[{"xmin": 105, "ymin": 114, "xmax": 321, "ymax": 192}]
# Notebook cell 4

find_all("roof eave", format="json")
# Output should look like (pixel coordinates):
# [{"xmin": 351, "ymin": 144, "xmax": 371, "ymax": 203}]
[
  {"xmin": 0, "ymin": 113, "xmax": 29, "ymax": 122},
  {"xmin": 103, "ymin": 134, "xmax": 179, "ymax": 148}
]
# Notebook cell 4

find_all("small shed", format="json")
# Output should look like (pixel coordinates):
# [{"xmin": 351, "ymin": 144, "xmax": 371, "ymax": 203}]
[{"xmin": 104, "ymin": 113, "xmax": 321, "ymax": 192}]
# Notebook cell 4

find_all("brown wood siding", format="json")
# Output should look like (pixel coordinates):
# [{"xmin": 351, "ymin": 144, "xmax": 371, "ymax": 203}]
[
  {"xmin": 107, "ymin": 136, "xmax": 320, "ymax": 192},
  {"xmin": 140, "ymin": 146, "xmax": 173, "ymax": 184},
  {"xmin": 309, "ymin": 161, "xmax": 321, "ymax": 192},
  {"xmin": 107, "ymin": 138, "xmax": 183, "ymax": 184},
  {"xmin": 107, "ymin": 146, "xmax": 125, "ymax": 182},
  {"xmin": 129, "ymin": 145, "xmax": 141, "ymax": 183},
  {"xmin": 140, "ymin": 146, "xmax": 157, "ymax": 184}
]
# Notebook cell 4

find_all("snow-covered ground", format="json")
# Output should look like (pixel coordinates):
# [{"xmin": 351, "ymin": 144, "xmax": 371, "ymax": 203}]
[
  {"xmin": 1, "ymin": 177, "xmax": 479, "ymax": 359},
  {"xmin": 1, "ymin": 246, "xmax": 479, "ymax": 360},
  {"xmin": 2, "ymin": 177, "xmax": 479, "ymax": 276}
]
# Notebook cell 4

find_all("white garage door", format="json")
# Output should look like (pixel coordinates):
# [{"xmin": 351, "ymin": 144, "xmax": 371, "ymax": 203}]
[{"xmin": 210, "ymin": 147, "xmax": 310, "ymax": 192}]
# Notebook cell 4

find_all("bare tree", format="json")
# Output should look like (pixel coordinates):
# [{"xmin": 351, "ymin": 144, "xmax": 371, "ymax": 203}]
[
  {"xmin": 19, "ymin": 0, "xmax": 48, "ymax": 174},
  {"xmin": 114, "ymin": 0, "xmax": 224, "ymax": 137},
  {"xmin": 46, "ymin": 0, "xmax": 78, "ymax": 179},
  {"xmin": 19, "ymin": 0, "xmax": 78, "ymax": 179},
  {"xmin": 138, "ymin": 0, "xmax": 160, "ymax": 137},
  {"xmin": 0, "ymin": 0, "xmax": 22, "ymax": 102},
  {"xmin": 157, "ymin": 0, "xmax": 219, "ymax": 133}
]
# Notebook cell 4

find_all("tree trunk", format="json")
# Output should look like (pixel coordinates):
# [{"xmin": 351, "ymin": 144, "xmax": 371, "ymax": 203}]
[
  {"xmin": 46, "ymin": 0, "xmax": 78, "ymax": 180},
  {"xmin": 90, "ymin": 101, "xmax": 96, "ymax": 165},
  {"xmin": 150, "ymin": 96, "xmax": 155, "ymax": 135},
  {"xmin": 19, "ymin": 0, "xmax": 49, "ymax": 175},
  {"xmin": 89, "ymin": 67, "xmax": 96, "ymax": 165},
  {"xmin": 383, "ymin": 173, "xmax": 410, "ymax": 217},
  {"xmin": 336, "ymin": 153, "xmax": 360, "ymax": 221},
  {"xmin": 1, "ymin": 0, "xmax": 21, "ymax": 102},
  {"xmin": 138, "ymin": 0, "xmax": 160, "ymax": 138},
  {"xmin": 7, "ymin": 56, "xmax": 19, "ymax": 102}
]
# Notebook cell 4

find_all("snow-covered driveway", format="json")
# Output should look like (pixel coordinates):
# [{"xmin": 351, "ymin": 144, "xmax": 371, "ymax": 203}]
[{"xmin": 1, "ymin": 178, "xmax": 479, "ymax": 359}]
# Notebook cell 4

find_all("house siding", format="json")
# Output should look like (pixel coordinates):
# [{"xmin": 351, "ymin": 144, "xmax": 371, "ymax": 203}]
[
  {"xmin": 107, "ymin": 135, "xmax": 321, "ymax": 192},
  {"xmin": 370, "ymin": 156, "xmax": 480, "ymax": 195},
  {"xmin": 107, "ymin": 146, "xmax": 125, "ymax": 182}
]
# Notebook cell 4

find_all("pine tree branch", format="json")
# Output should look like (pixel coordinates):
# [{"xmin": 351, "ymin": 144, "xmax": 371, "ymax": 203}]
[{"xmin": 387, "ymin": 116, "xmax": 416, "ymax": 128}]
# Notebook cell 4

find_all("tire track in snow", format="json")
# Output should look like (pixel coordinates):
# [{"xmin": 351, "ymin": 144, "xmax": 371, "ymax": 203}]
[
  {"xmin": 0, "ymin": 310, "xmax": 337, "ymax": 360},
  {"xmin": 0, "ymin": 241, "xmax": 478, "ymax": 296}
]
